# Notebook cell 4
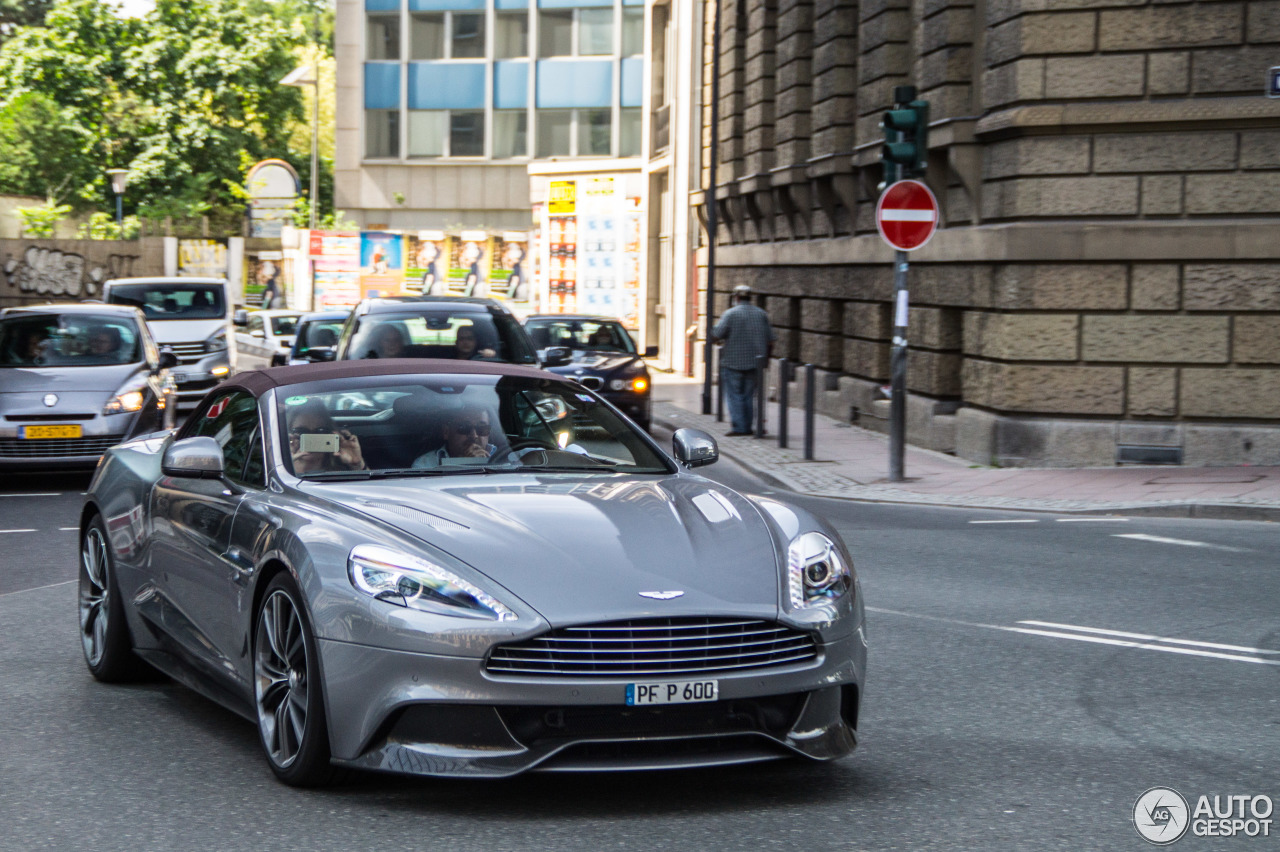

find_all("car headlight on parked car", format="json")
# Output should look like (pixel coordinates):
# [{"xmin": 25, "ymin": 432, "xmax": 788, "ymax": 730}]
[
  {"xmin": 103, "ymin": 376, "xmax": 149, "ymax": 415},
  {"xmin": 205, "ymin": 327, "xmax": 227, "ymax": 353},
  {"xmin": 348, "ymin": 544, "xmax": 516, "ymax": 622},
  {"xmin": 787, "ymin": 532, "xmax": 852, "ymax": 610}
]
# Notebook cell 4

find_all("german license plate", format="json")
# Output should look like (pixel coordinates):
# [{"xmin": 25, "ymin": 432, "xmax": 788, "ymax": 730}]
[
  {"xmin": 626, "ymin": 680, "xmax": 718, "ymax": 706},
  {"xmin": 170, "ymin": 372, "xmax": 188, "ymax": 383},
  {"xmin": 20, "ymin": 424, "xmax": 82, "ymax": 439}
]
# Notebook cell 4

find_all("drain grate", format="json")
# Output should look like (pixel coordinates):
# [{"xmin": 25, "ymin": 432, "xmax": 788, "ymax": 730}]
[{"xmin": 1116, "ymin": 445, "xmax": 1183, "ymax": 465}]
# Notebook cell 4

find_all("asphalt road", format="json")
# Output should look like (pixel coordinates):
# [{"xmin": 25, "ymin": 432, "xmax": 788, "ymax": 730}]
[{"xmin": 0, "ymin": 456, "xmax": 1277, "ymax": 851}]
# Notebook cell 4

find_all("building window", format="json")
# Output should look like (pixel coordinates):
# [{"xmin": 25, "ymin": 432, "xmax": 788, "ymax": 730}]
[
  {"xmin": 619, "ymin": 106, "xmax": 641, "ymax": 156},
  {"xmin": 536, "ymin": 109, "xmax": 573, "ymax": 157},
  {"xmin": 408, "ymin": 110, "xmax": 447, "ymax": 157},
  {"xmin": 367, "ymin": 14, "xmax": 400, "ymax": 61},
  {"xmin": 452, "ymin": 13, "xmax": 485, "ymax": 59},
  {"xmin": 493, "ymin": 110, "xmax": 528, "ymax": 158},
  {"xmin": 578, "ymin": 107, "xmax": 611, "ymax": 156},
  {"xmin": 410, "ymin": 13, "xmax": 444, "ymax": 60},
  {"xmin": 577, "ymin": 8, "xmax": 613, "ymax": 56},
  {"xmin": 539, "ymin": 10, "xmax": 573, "ymax": 57},
  {"xmin": 622, "ymin": 7, "xmax": 644, "ymax": 56},
  {"xmin": 450, "ymin": 110, "xmax": 485, "ymax": 156},
  {"xmin": 367, "ymin": 109, "xmax": 400, "ymax": 158},
  {"xmin": 494, "ymin": 11, "xmax": 528, "ymax": 59}
]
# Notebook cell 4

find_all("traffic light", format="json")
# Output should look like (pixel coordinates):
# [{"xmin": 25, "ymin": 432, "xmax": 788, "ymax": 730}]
[{"xmin": 880, "ymin": 86, "xmax": 929, "ymax": 185}]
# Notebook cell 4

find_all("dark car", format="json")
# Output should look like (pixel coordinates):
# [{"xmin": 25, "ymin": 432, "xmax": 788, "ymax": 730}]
[
  {"xmin": 334, "ymin": 297, "xmax": 563, "ymax": 367},
  {"xmin": 523, "ymin": 315, "xmax": 656, "ymax": 431},
  {"xmin": 0, "ymin": 303, "xmax": 178, "ymax": 469},
  {"xmin": 285, "ymin": 310, "xmax": 350, "ymax": 365}
]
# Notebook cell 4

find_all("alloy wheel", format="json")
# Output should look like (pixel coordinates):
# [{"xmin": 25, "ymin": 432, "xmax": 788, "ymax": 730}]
[
  {"xmin": 254, "ymin": 589, "xmax": 310, "ymax": 769},
  {"xmin": 78, "ymin": 526, "xmax": 110, "ymax": 667}
]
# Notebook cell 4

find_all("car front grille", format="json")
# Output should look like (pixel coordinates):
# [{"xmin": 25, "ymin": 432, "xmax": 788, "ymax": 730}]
[
  {"xmin": 486, "ymin": 617, "xmax": 818, "ymax": 677},
  {"xmin": 5, "ymin": 414, "xmax": 95, "ymax": 422},
  {"xmin": 577, "ymin": 376, "xmax": 604, "ymax": 390},
  {"xmin": 0, "ymin": 435, "xmax": 122, "ymax": 458},
  {"xmin": 165, "ymin": 342, "xmax": 207, "ymax": 363}
]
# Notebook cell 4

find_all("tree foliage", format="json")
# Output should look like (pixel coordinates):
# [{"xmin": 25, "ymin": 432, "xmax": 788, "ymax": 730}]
[{"xmin": 0, "ymin": 0, "xmax": 326, "ymax": 225}]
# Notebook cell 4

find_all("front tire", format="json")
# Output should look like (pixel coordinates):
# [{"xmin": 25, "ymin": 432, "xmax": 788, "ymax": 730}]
[
  {"xmin": 253, "ymin": 573, "xmax": 336, "ymax": 787},
  {"xmin": 79, "ymin": 515, "xmax": 151, "ymax": 682}
]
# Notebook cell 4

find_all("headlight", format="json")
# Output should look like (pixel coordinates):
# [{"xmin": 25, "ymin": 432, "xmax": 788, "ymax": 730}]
[
  {"xmin": 103, "ymin": 377, "xmax": 148, "ymax": 414},
  {"xmin": 348, "ymin": 544, "xmax": 516, "ymax": 622},
  {"xmin": 787, "ymin": 532, "xmax": 852, "ymax": 610},
  {"xmin": 205, "ymin": 328, "xmax": 227, "ymax": 353}
]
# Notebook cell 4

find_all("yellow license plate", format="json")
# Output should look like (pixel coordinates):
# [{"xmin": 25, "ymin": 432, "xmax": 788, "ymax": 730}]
[{"xmin": 20, "ymin": 424, "xmax": 83, "ymax": 439}]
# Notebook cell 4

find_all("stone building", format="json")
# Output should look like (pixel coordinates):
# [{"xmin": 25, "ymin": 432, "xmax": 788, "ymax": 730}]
[{"xmin": 698, "ymin": 0, "xmax": 1280, "ymax": 466}]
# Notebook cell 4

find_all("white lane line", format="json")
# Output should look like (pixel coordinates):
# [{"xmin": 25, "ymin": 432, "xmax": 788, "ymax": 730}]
[
  {"xmin": 1018, "ymin": 620, "xmax": 1280, "ymax": 656},
  {"xmin": 1055, "ymin": 517, "xmax": 1130, "ymax": 522},
  {"xmin": 59, "ymin": 527, "xmax": 78, "ymax": 531},
  {"xmin": 866, "ymin": 607, "xmax": 1280, "ymax": 667},
  {"xmin": 1113, "ymin": 532, "xmax": 1247, "ymax": 552},
  {"xmin": 969, "ymin": 519, "xmax": 1038, "ymax": 524},
  {"xmin": 0, "ymin": 529, "xmax": 35, "ymax": 534},
  {"xmin": 0, "ymin": 580, "xmax": 74, "ymax": 599},
  {"xmin": 0, "ymin": 493, "xmax": 61, "ymax": 498}
]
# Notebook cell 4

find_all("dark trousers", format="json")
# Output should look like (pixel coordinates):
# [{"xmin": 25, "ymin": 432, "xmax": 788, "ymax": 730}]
[{"xmin": 723, "ymin": 366, "xmax": 757, "ymax": 433}]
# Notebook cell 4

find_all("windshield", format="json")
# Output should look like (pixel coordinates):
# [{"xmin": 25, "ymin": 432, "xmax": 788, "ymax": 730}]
[
  {"xmin": 0, "ymin": 314, "xmax": 142, "ymax": 367},
  {"xmin": 107, "ymin": 283, "xmax": 226, "ymax": 320},
  {"xmin": 525, "ymin": 319, "xmax": 638, "ymax": 354},
  {"xmin": 345, "ymin": 311, "xmax": 537, "ymax": 365},
  {"xmin": 296, "ymin": 318, "xmax": 344, "ymax": 351},
  {"xmin": 270, "ymin": 315, "xmax": 299, "ymax": 336},
  {"xmin": 277, "ymin": 373, "xmax": 671, "ymax": 478}
]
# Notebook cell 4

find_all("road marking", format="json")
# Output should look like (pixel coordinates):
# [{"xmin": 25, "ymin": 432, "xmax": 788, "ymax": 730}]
[
  {"xmin": 0, "ymin": 580, "xmax": 74, "ymax": 599},
  {"xmin": 969, "ymin": 519, "xmax": 1038, "ymax": 524},
  {"xmin": 1018, "ymin": 620, "xmax": 1280, "ymax": 656},
  {"xmin": 59, "ymin": 527, "xmax": 78, "ymax": 531},
  {"xmin": 1113, "ymin": 532, "xmax": 1246, "ymax": 552},
  {"xmin": 1055, "ymin": 517, "xmax": 1130, "ymax": 522},
  {"xmin": 0, "ymin": 493, "xmax": 61, "ymax": 498},
  {"xmin": 867, "ymin": 607, "xmax": 1280, "ymax": 667},
  {"xmin": 0, "ymin": 529, "xmax": 35, "ymax": 534}
]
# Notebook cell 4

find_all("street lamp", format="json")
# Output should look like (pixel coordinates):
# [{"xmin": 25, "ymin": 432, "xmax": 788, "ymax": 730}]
[
  {"xmin": 281, "ymin": 59, "xmax": 319, "ymax": 231},
  {"xmin": 107, "ymin": 168, "xmax": 128, "ymax": 239}
]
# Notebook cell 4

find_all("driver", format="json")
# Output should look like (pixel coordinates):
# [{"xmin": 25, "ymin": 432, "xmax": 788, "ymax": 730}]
[
  {"xmin": 411, "ymin": 405, "xmax": 495, "ymax": 468},
  {"xmin": 85, "ymin": 326, "xmax": 121, "ymax": 360},
  {"xmin": 454, "ymin": 325, "xmax": 496, "ymax": 360},
  {"xmin": 287, "ymin": 399, "xmax": 365, "ymax": 474}
]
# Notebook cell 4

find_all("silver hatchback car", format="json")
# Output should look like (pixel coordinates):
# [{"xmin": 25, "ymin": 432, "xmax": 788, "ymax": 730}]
[{"xmin": 0, "ymin": 303, "xmax": 177, "ymax": 469}]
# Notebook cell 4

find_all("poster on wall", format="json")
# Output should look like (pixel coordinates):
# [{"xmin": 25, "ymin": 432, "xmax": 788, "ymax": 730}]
[
  {"xmin": 177, "ymin": 239, "xmax": 228, "ymax": 279},
  {"xmin": 309, "ymin": 231, "xmax": 360, "ymax": 309},
  {"xmin": 444, "ymin": 230, "xmax": 490, "ymax": 297},
  {"xmin": 359, "ymin": 232, "xmax": 404, "ymax": 299},
  {"xmin": 406, "ymin": 230, "xmax": 449, "ymax": 295},
  {"xmin": 245, "ymin": 251, "xmax": 285, "ymax": 308}
]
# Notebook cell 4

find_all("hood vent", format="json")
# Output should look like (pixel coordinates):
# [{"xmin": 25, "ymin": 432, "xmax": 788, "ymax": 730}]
[{"xmin": 365, "ymin": 501, "xmax": 469, "ymax": 532}]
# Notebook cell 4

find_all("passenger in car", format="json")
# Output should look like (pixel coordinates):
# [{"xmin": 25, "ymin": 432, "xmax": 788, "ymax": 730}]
[
  {"xmin": 367, "ymin": 324, "xmax": 408, "ymax": 358},
  {"xmin": 411, "ymin": 405, "xmax": 496, "ymax": 467},
  {"xmin": 287, "ymin": 399, "xmax": 366, "ymax": 474},
  {"xmin": 453, "ymin": 325, "xmax": 496, "ymax": 361}
]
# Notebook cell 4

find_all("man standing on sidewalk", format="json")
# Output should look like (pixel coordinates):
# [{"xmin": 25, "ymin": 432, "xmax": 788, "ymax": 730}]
[{"xmin": 713, "ymin": 284, "xmax": 775, "ymax": 436}]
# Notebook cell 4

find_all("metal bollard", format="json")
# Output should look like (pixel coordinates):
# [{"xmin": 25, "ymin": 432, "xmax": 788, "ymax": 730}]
[
  {"xmin": 804, "ymin": 363, "xmax": 816, "ymax": 460},
  {"xmin": 754, "ymin": 356, "xmax": 767, "ymax": 438},
  {"xmin": 715, "ymin": 348, "xmax": 724, "ymax": 422},
  {"xmin": 777, "ymin": 358, "xmax": 789, "ymax": 448}
]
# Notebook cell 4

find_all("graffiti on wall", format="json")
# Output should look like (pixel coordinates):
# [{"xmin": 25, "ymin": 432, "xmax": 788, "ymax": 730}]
[{"xmin": 1, "ymin": 246, "xmax": 140, "ymax": 298}]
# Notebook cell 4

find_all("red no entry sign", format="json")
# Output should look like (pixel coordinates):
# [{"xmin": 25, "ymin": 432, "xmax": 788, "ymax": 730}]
[{"xmin": 876, "ymin": 179, "xmax": 939, "ymax": 251}]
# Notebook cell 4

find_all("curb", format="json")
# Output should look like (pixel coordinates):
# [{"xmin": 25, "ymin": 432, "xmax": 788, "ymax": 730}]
[{"xmin": 653, "ymin": 412, "xmax": 1280, "ymax": 524}]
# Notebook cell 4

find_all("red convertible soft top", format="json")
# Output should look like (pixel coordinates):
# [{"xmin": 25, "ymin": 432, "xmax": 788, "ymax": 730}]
[{"xmin": 219, "ymin": 359, "xmax": 558, "ymax": 397}]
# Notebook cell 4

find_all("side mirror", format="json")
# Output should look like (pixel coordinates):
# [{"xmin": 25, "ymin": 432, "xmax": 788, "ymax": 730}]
[
  {"xmin": 250, "ymin": 329, "xmax": 266, "ymax": 339},
  {"xmin": 161, "ymin": 436, "xmax": 225, "ymax": 479},
  {"xmin": 644, "ymin": 345, "xmax": 659, "ymax": 358},
  {"xmin": 540, "ymin": 346, "xmax": 572, "ymax": 368},
  {"xmin": 157, "ymin": 348, "xmax": 179, "ymax": 370},
  {"xmin": 233, "ymin": 309, "xmax": 249, "ymax": 327},
  {"xmin": 304, "ymin": 346, "xmax": 337, "ymax": 363},
  {"xmin": 672, "ymin": 428, "xmax": 718, "ymax": 468}
]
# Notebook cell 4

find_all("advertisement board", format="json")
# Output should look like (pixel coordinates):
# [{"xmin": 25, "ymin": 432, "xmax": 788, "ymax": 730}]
[
  {"xmin": 309, "ymin": 231, "xmax": 360, "ymax": 309},
  {"xmin": 359, "ymin": 232, "xmax": 405, "ymax": 299}
]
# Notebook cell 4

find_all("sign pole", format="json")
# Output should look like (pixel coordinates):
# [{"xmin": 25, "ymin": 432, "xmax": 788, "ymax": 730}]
[{"xmin": 889, "ymin": 250, "xmax": 908, "ymax": 482}]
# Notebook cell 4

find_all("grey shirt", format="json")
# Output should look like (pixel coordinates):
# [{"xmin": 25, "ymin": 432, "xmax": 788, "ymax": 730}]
[{"xmin": 712, "ymin": 303, "xmax": 775, "ymax": 370}]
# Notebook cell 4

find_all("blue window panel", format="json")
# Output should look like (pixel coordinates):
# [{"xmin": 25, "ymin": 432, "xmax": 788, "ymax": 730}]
[
  {"xmin": 536, "ymin": 60, "xmax": 613, "ymax": 108},
  {"xmin": 495, "ymin": 0, "xmax": 528, "ymax": 7},
  {"xmin": 622, "ymin": 0, "xmax": 643, "ymax": 6},
  {"xmin": 621, "ymin": 57, "xmax": 642, "ymax": 107},
  {"xmin": 364, "ymin": 63, "xmax": 401, "ymax": 110},
  {"xmin": 366, "ymin": 0, "xmax": 399, "ymax": 9},
  {"xmin": 494, "ymin": 61, "xmax": 529, "ymax": 109},
  {"xmin": 539, "ymin": 0, "xmax": 611, "ymax": 8},
  {"xmin": 409, "ymin": 0, "xmax": 483, "ymax": 9},
  {"xmin": 408, "ymin": 62, "xmax": 486, "ymax": 109}
]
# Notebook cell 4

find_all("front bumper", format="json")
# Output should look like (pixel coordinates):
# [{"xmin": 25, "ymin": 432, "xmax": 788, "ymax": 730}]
[
  {"xmin": 169, "ymin": 354, "xmax": 230, "ymax": 410},
  {"xmin": 317, "ymin": 627, "xmax": 865, "ymax": 777},
  {"xmin": 0, "ymin": 408, "xmax": 143, "ymax": 469}
]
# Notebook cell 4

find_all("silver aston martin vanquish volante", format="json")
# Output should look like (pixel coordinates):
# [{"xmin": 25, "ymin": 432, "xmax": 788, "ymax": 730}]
[{"xmin": 79, "ymin": 359, "xmax": 866, "ymax": 785}]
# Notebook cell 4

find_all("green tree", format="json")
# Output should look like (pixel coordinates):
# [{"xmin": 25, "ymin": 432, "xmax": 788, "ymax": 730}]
[
  {"xmin": 0, "ymin": 90, "xmax": 94, "ymax": 201},
  {"xmin": 0, "ymin": 0, "xmax": 54, "ymax": 42}
]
